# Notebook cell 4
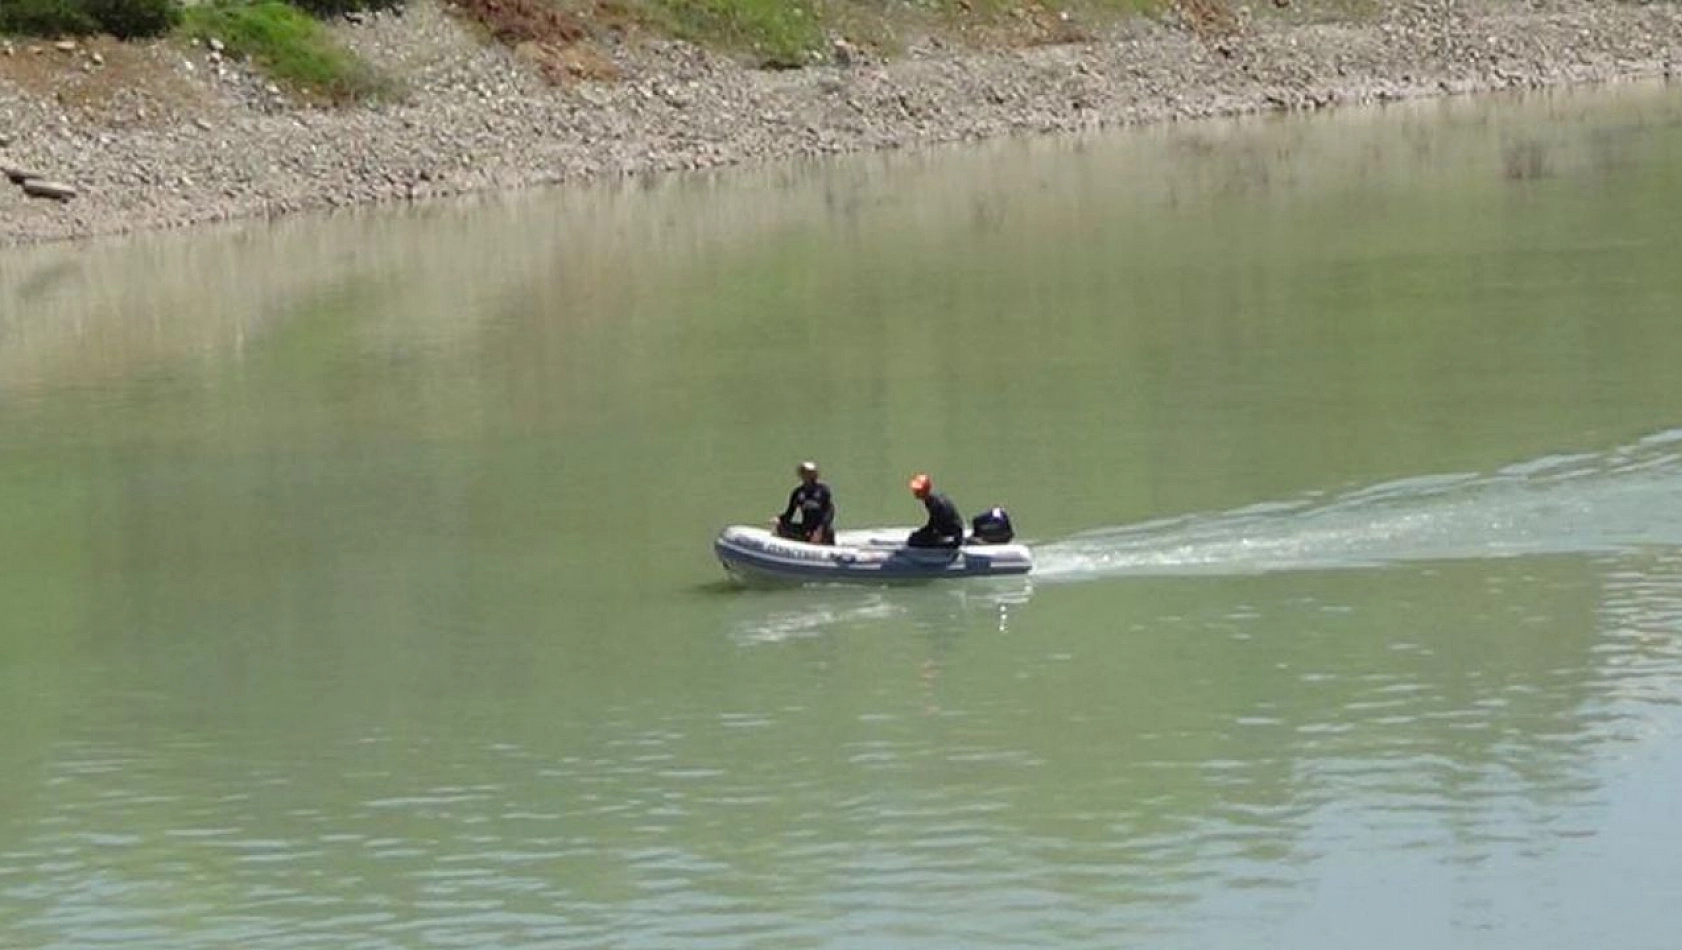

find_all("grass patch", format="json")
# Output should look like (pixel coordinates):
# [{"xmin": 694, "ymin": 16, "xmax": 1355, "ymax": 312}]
[
  {"xmin": 926, "ymin": 0, "xmax": 1171, "ymax": 46},
  {"xmin": 178, "ymin": 0, "xmax": 390, "ymax": 103},
  {"xmin": 445, "ymin": 0, "xmax": 1235, "ymax": 72},
  {"xmin": 638, "ymin": 0, "xmax": 825, "ymax": 68},
  {"xmin": 605, "ymin": 0, "xmax": 1174, "ymax": 65}
]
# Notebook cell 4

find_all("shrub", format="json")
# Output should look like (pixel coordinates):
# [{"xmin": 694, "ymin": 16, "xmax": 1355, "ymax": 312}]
[
  {"xmin": 0, "ymin": 0, "xmax": 97, "ymax": 35},
  {"xmin": 285, "ymin": 0, "xmax": 404, "ymax": 16},
  {"xmin": 0, "ymin": 0, "xmax": 178, "ymax": 37},
  {"xmin": 85, "ymin": 0, "xmax": 180, "ymax": 37},
  {"xmin": 179, "ymin": 0, "xmax": 390, "ymax": 102}
]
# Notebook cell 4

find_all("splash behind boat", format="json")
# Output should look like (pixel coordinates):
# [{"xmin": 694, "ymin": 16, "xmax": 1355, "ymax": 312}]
[{"xmin": 714, "ymin": 522, "xmax": 1033, "ymax": 585}]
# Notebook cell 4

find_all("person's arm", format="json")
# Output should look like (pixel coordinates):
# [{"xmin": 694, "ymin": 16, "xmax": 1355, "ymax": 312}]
[
  {"xmin": 804, "ymin": 486, "xmax": 836, "ymax": 542},
  {"xmin": 778, "ymin": 487, "xmax": 800, "ymax": 526}
]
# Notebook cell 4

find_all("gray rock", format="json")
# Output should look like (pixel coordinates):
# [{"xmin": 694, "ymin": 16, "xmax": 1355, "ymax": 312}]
[
  {"xmin": 3, "ymin": 164, "xmax": 43, "ymax": 184},
  {"xmin": 21, "ymin": 178, "xmax": 77, "ymax": 201}
]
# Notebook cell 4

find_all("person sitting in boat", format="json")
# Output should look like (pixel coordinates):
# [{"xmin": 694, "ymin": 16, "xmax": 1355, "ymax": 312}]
[
  {"xmin": 773, "ymin": 460, "xmax": 835, "ymax": 544},
  {"xmin": 906, "ymin": 473, "xmax": 964, "ymax": 548}
]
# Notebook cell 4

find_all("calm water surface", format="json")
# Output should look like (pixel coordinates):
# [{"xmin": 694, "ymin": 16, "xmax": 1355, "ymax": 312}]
[{"xmin": 4, "ymin": 82, "xmax": 1682, "ymax": 949}]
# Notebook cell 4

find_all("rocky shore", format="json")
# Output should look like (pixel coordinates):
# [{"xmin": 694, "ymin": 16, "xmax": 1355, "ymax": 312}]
[{"xmin": 2, "ymin": 0, "xmax": 1680, "ymax": 247}]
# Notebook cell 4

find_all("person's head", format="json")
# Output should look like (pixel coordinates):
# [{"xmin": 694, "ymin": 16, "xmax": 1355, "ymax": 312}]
[
  {"xmin": 797, "ymin": 461, "xmax": 820, "ymax": 483},
  {"xmin": 908, "ymin": 473, "xmax": 932, "ymax": 498}
]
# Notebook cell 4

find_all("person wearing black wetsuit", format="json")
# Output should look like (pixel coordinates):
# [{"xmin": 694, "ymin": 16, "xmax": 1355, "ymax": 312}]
[
  {"xmin": 775, "ymin": 461, "xmax": 836, "ymax": 544},
  {"xmin": 906, "ymin": 473, "xmax": 964, "ymax": 548}
]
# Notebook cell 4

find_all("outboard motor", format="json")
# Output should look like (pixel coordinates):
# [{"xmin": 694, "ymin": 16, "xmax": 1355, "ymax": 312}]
[{"xmin": 969, "ymin": 506, "xmax": 1015, "ymax": 545}]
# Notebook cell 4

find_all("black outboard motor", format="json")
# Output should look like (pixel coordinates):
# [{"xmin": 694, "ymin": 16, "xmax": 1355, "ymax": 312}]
[{"xmin": 969, "ymin": 506, "xmax": 1015, "ymax": 545}]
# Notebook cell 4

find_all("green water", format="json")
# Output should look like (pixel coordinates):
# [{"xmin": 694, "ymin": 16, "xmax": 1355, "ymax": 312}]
[{"xmin": 4, "ymin": 82, "xmax": 1682, "ymax": 949}]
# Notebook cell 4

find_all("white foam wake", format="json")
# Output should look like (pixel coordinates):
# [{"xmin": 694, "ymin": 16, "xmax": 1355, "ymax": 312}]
[{"xmin": 1032, "ymin": 427, "xmax": 1682, "ymax": 581}]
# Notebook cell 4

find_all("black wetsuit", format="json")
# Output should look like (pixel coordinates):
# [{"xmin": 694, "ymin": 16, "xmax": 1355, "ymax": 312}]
[
  {"xmin": 907, "ymin": 492, "xmax": 964, "ymax": 548},
  {"xmin": 778, "ymin": 481, "xmax": 835, "ymax": 544}
]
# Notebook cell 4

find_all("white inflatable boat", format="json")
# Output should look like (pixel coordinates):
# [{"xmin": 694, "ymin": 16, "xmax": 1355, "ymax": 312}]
[{"xmin": 714, "ymin": 525, "xmax": 1034, "ymax": 585}]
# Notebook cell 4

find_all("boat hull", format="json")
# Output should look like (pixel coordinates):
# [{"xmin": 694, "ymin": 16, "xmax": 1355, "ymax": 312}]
[{"xmin": 715, "ymin": 525, "xmax": 1033, "ymax": 585}]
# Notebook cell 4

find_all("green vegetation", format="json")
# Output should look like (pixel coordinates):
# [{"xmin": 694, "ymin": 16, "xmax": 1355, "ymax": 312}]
[
  {"xmin": 0, "ymin": 0, "xmax": 393, "ymax": 104},
  {"xmin": 1, "ymin": 0, "xmax": 1239, "ymax": 93},
  {"xmin": 641, "ymin": 0, "xmax": 824, "ymax": 68},
  {"xmin": 178, "ymin": 0, "xmax": 390, "ymax": 102},
  {"xmin": 0, "ymin": 0, "xmax": 1194, "ymax": 68},
  {"xmin": 601, "ymin": 0, "xmax": 1174, "ymax": 67},
  {"xmin": 0, "ymin": 0, "xmax": 178, "ymax": 38}
]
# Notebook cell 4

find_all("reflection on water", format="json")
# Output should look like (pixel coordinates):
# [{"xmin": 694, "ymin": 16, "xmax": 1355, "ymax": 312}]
[
  {"xmin": 5, "ymin": 81, "xmax": 1682, "ymax": 950},
  {"xmin": 720, "ymin": 579, "xmax": 1035, "ymax": 644}
]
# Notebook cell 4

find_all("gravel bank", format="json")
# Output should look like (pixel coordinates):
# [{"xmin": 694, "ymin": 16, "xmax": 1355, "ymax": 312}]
[{"xmin": 2, "ymin": 0, "xmax": 1680, "ymax": 247}]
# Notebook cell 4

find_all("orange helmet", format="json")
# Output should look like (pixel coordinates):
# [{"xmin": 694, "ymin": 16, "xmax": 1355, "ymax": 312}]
[{"xmin": 908, "ymin": 473, "xmax": 931, "ymax": 497}]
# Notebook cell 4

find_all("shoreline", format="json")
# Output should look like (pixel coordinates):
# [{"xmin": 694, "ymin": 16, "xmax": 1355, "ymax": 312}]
[{"xmin": 2, "ymin": 0, "xmax": 1680, "ymax": 249}]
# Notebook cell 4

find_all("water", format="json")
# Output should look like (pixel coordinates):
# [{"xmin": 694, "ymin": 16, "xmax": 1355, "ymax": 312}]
[{"xmin": 5, "ymin": 81, "xmax": 1682, "ymax": 948}]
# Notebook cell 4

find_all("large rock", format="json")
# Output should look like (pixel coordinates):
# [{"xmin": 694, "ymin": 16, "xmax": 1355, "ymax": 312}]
[
  {"xmin": 3, "ymin": 164, "xmax": 45, "ymax": 184},
  {"xmin": 21, "ymin": 179, "xmax": 78, "ymax": 201}
]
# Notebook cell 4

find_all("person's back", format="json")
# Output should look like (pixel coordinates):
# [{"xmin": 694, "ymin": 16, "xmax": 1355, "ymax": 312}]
[{"xmin": 906, "ymin": 473, "xmax": 963, "ymax": 548}]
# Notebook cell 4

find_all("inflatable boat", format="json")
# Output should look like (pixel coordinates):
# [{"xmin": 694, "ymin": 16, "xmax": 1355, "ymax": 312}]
[{"xmin": 714, "ymin": 523, "xmax": 1033, "ymax": 585}]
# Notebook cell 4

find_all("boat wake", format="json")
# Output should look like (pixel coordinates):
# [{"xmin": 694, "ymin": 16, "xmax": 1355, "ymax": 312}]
[{"xmin": 1032, "ymin": 427, "xmax": 1682, "ymax": 582}]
